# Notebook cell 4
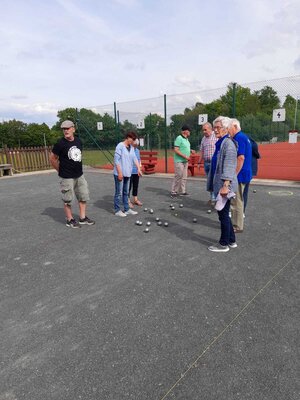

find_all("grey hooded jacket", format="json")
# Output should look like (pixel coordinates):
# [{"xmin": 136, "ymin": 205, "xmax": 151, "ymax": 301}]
[{"xmin": 207, "ymin": 137, "xmax": 238, "ymax": 197}]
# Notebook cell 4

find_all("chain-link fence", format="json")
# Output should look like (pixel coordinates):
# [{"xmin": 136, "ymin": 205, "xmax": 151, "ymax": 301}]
[{"xmin": 76, "ymin": 75, "xmax": 300, "ymax": 175}]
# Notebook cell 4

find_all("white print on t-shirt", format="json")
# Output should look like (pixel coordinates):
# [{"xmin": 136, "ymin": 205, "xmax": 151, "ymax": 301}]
[{"xmin": 68, "ymin": 146, "xmax": 82, "ymax": 162}]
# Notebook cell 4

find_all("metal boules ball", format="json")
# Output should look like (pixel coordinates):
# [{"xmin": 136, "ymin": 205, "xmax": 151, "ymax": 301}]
[
  {"xmin": 170, "ymin": 203, "xmax": 173, "ymax": 208},
  {"xmin": 146, "ymin": 221, "xmax": 151, "ymax": 226},
  {"xmin": 171, "ymin": 206, "xmax": 175, "ymax": 210},
  {"xmin": 135, "ymin": 220, "xmax": 140, "ymax": 225},
  {"xmin": 253, "ymin": 189, "xmax": 257, "ymax": 193},
  {"xmin": 144, "ymin": 208, "xmax": 148, "ymax": 212},
  {"xmin": 139, "ymin": 221, "xmax": 143, "ymax": 226},
  {"xmin": 179, "ymin": 204, "xmax": 184, "ymax": 208},
  {"xmin": 157, "ymin": 221, "xmax": 162, "ymax": 226},
  {"xmin": 144, "ymin": 228, "xmax": 149, "ymax": 233},
  {"xmin": 164, "ymin": 222, "xmax": 169, "ymax": 227},
  {"xmin": 193, "ymin": 218, "xmax": 197, "ymax": 223},
  {"xmin": 207, "ymin": 209, "xmax": 212, "ymax": 214},
  {"xmin": 155, "ymin": 217, "xmax": 160, "ymax": 222},
  {"xmin": 149, "ymin": 209, "xmax": 154, "ymax": 214}
]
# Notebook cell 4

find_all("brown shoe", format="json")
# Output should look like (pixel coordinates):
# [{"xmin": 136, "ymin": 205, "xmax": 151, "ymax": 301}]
[
  {"xmin": 134, "ymin": 199, "xmax": 143, "ymax": 206},
  {"xmin": 128, "ymin": 200, "xmax": 134, "ymax": 209}
]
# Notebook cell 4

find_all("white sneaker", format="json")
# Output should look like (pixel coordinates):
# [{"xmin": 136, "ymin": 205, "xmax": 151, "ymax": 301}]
[
  {"xmin": 208, "ymin": 244, "xmax": 230, "ymax": 252},
  {"xmin": 115, "ymin": 210, "xmax": 127, "ymax": 217},
  {"xmin": 125, "ymin": 209, "xmax": 138, "ymax": 215}
]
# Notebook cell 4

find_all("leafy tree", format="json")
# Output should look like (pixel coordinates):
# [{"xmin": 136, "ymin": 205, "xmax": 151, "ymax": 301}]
[{"xmin": 255, "ymin": 86, "xmax": 280, "ymax": 114}]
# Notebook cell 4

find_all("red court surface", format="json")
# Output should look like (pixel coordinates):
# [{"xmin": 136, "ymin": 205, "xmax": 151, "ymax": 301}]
[
  {"xmin": 101, "ymin": 142, "xmax": 300, "ymax": 181},
  {"xmin": 155, "ymin": 142, "xmax": 300, "ymax": 181}
]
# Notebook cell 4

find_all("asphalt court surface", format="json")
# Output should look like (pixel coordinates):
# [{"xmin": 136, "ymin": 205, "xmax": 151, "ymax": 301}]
[{"xmin": 1, "ymin": 171, "xmax": 299, "ymax": 400}]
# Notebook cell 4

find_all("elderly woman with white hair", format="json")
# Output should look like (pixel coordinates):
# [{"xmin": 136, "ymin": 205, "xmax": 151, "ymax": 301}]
[{"xmin": 207, "ymin": 116, "xmax": 238, "ymax": 252}]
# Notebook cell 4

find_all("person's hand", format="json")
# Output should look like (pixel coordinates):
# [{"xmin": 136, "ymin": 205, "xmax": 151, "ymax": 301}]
[
  {"xmin": 219, "ymin": 185, "xmax": 229, "ymax": 197},
  {"xmin": 186, "ymin": 156, "xmax": 190, "ymax": 162},
  {"xmin": 118, "ymin": 173, "xmax": 123, "ymax": 181},
  {"xmin": 138, "ymin": 169, "xmax": 143, "ymax": 177}
]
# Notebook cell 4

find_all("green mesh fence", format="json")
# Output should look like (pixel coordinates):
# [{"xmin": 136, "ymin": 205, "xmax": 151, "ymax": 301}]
[{"xmin": 78, "ymin": 75, "xmax": 300, "ymax": 176}]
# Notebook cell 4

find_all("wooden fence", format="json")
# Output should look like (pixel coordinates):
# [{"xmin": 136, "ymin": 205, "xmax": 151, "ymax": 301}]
[{"xmin": 0, "ymin": 146, "xmax": 53, "ymax": 173}]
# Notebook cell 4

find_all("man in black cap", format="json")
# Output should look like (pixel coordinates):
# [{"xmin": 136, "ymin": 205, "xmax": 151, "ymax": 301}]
[
  {"xmin": 49, "ymin": 120, "xmax": 95, "ymax": 228},
  {"xmin": 171, "ymin": 125, "xmax": 192, "ymax": 197}
]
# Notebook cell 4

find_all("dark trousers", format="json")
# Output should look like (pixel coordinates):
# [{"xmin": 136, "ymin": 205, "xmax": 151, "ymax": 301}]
[
  {"xmin": 129, "ymin": 174, "xmax": 139, "ymax": 197},
  {"xmin": 243, "ymin": 182, "xmax": 250, "ymax": 212},
  {"xmin": 217, "ymin": 199, "xmax": 236, "ymax": 246}
]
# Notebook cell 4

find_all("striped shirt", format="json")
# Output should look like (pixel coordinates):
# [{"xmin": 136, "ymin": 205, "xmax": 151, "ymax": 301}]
[{"xmin": 199, "ymin": 133, "xmax": 217, "ymax": 161}]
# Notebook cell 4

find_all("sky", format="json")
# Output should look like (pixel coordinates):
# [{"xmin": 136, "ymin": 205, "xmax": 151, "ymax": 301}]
[{"xmin": 1, "ymin": 0, "xmax": 300, "ymax": 127}]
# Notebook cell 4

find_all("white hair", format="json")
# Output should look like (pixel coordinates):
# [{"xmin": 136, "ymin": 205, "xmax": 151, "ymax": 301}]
[
  {"xmin": 228, "ymin": 118, "xmax": 241, "ymax": 131},
  {"xmin": 213, "ymin": 116, "xmax": 231, "ymax": 129}
]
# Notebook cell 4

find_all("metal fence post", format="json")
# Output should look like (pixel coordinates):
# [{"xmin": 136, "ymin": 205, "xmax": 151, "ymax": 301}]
[
  {"xmin": 114, "ymin": 102, "xmax": 118, "ymax": 142},
  {"xmin": 294, "ymin": 96, "xmax": 299, "ymax": 130},
  {"xmin": 232, "ymin": 82, "xmax": 237, "ymax": 118},
  {"xmin": 164, "ymin": 94, "xmax": 168, "ymax": 173}
]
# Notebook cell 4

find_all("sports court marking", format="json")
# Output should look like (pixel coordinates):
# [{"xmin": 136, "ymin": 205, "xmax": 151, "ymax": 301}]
[
  {"xmin": 268, "ymin": 190, "xmax": 294, "ymax": 196},
  {"xmin": 160, "ymin": 249, "xmax": 299, "ymax": 399}
]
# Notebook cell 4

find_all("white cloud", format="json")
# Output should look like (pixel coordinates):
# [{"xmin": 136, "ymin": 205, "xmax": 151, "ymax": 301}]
[{"xmin": 0, "ymin": 0, "xmax": 300, "ymax": 126}]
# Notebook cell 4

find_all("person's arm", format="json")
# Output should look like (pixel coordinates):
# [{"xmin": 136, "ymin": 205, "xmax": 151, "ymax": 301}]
[
  {"xmin": 236, "ymin": 155, "xmax": 245, "ymax": 175},
  {"xmin": 219, "ymin": 179, "xmax": 231, "ymax": 196},
  {"xmin": 49, "ymin": 152, "xmax": 59, "ymax": 172},
  {"xmin": 174, "ymin": 147, "xmax": 190, "ymax": 161},
  {"xmin": 134, "ymin": 159, "xmax": 143, "ymax": 176},
  {"xmin": 114, "ymin": 146, "xmax": 123, "ymax": 181}
]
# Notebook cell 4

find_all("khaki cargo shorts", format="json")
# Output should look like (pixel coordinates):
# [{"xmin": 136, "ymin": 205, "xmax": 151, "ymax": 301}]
[{"xmin": 59, "ymin": 175, "xmax": 90, "ymax": 204}]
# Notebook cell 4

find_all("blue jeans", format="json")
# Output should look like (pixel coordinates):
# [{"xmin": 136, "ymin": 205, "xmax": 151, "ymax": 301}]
[
  {"xmin": 204, "ymin": 161, "xmax": 216, "ymax": 201},
  {"xmin": 204, "ymin": 161, "xmax": 211, "ymax": 176},
  {"xmin": 114, "ymin": 175, "xmax": 130, "ymax": 213},
  {"xmin": 217, "ymin": 198, "xmax": 236, "ymax": 246}
]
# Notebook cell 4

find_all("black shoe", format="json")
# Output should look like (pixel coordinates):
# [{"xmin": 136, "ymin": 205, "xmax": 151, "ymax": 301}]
[
  {"xmin": 66, "ymin": 219, "xmax": 81, "ymax": 228},
  {"xmin": 170, "ymin": 192, "xmax": 178, "ymax": 198},
  {"xmin": 79, "ymin": 216, "xmax": 95, "ymax": 225}
]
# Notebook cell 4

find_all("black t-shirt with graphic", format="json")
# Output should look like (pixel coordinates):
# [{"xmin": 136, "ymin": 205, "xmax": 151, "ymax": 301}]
[{"xmin": 52, "ymin": 136, "xmax": 83, "ymax": 179}]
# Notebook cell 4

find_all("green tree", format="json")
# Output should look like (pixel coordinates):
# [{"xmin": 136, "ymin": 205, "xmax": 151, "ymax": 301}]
[{"xmin": 255, "ymin": 86, "xmax": 280, "ymax": 114}]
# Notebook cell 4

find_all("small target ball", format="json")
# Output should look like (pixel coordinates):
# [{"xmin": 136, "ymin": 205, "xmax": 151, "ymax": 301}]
[
  {"xmin": 164, "ymin": 222, "xmax": 169, "ymax": 227},
  {"xmin": 174, "ymin": 213, "xmax": 178, "ymax": 217},
  {"xmin": 193, "ymin": 218, "xmax": 197, "ymax": 223}
]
